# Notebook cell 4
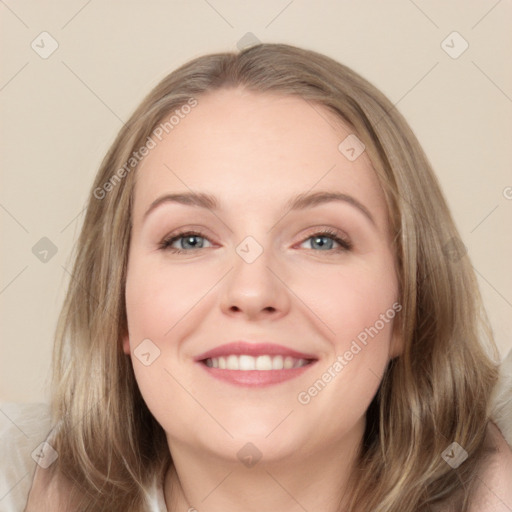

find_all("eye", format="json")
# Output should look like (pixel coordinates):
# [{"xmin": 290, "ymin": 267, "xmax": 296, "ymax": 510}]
[
  {"xmin": 159, "ymin": 230, "xmax": 213, "ymax": 253},
  {"xmin": 159, "ymin": 228, "xmax": 352, "ymax": 254},
  {"xmin": 298, "ymin": 228, "xmax": 352, "ymax": 253}
]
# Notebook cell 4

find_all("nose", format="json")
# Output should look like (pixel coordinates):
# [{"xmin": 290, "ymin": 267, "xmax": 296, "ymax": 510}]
[{"xmin": 219, "ymin": 241, "xmax": 291, "ymax": 322}]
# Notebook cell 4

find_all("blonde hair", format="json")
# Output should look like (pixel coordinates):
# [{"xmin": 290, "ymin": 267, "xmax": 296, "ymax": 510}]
[{"xmin": 48, "ymin": 43, "xmax": 499, "ymax": 511}]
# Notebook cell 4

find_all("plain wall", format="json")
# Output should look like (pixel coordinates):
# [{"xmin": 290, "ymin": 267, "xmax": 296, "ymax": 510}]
[{"xmin": 1, "ymin": 0, "xmax": 511, "ymax": 403}]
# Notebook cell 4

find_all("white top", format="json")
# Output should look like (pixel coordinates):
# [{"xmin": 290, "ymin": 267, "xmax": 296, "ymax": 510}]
[
  {"xmin": 0, "ymin": 402, "xmax": 167, "ymax": 511},
  {"xmin": 2, "ymin": 349, "xmax": 512, "ymax": 511}
]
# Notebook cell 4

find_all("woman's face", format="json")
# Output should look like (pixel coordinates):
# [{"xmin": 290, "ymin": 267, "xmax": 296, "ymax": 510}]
[{"xmin": 123, "ymin": 88, "xmax": 401, "ymax": 464}]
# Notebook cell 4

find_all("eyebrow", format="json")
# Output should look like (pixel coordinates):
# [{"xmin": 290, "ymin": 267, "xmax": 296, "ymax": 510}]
[{"xmin": 143, "ymin": 190, "xmax": 375, "ymax": 226}]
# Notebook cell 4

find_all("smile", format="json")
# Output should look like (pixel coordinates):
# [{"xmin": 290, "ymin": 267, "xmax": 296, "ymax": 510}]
[
  {"xmin": 204, "ymin": 354, "xmax": 311, "ymax": 370},
  {"xmin": 195, "ymin": 340, "xmax": 318, "ymax": 387}
]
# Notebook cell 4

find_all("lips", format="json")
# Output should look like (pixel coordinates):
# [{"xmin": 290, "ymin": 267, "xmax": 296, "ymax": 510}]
[
  {"xmin": 195, "ymin": 341, "xmax": 318, "ymax": 387},
  {"xmin": 195, "ymin": 341, "xmax": 318, "ymax": 362}
]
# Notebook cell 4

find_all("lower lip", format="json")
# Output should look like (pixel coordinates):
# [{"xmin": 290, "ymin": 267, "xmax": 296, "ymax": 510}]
[{"xmin": 198, "ymin": 361, "xmax": 316, "ymax": 387}]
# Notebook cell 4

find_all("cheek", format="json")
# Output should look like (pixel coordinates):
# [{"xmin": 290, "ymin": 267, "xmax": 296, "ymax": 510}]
[
  {"xmin": 125, "ymin": 245, "xmax": 399, "ymax": 398},
  {"xmin": 292, "ymin": 256, "xmax": 399, "ymax": 352},
  {"xmin": 293, "ymin": 301, "xmax": 397, "ymax": 439},
  {"xmin": 291, "ymin": 257, "xmax": 398, "ymax": 410},
  {"xmin": 125, "ymin": 257, "xmax": 219, "ymax": 344},
  {"xmin": 124, "ymin": 258, "xmax": 203, "ymax": 423}
]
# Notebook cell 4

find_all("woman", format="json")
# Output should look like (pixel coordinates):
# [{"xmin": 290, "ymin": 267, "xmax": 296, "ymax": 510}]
[{"xmin": 19, "ymin": 43, "xmax": 512, "ymax": 511}]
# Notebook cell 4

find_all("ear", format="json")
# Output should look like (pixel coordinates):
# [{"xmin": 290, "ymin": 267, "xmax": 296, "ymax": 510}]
[{"xmin": 122, "ymin": 335, "xmax": 131, "ymax": 355}]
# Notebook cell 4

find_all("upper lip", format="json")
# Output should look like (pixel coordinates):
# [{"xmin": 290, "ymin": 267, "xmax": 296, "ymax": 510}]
[{"xmin": 194, "ymin": 341, "xmax": 318, "ymax": 362}]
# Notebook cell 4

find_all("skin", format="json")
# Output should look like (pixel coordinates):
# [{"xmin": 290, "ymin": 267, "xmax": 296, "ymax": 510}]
[{"xmin": 123, "ymin": 88, "xmax": 402, "ymax": 512}]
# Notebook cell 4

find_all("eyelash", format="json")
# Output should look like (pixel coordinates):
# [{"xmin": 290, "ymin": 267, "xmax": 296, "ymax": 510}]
[{"xmin": 158, "ymin": 228, "xmax": 352, "ymax": 254}]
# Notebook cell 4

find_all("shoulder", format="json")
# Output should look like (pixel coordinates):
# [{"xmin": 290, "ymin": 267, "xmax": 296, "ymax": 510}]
[
  {"xmin": 0, "ymin": 402, "xmax": 52, "ymax": 512},
  {"xmin": 491, "ymin": 348, "xmax": 512, "ymax": 447},
  {"xmin": 469, "ymin": 421, "xmax": 512, "ymax": 512}
]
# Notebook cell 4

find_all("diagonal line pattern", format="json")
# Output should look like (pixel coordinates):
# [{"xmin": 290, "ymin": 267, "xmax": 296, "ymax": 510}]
[
  {"xmin": 0, "ymin": 471, "xmax": 29, "ymax": 502},
  {"xmin": 368, "ymin": 349, "xmax": 512, "ymax": 510},
  {"xmin": 0, "ymin": 203, "xmax": 29, "ymax": 233},
  {"xmin": 0, "ymin": 408, "xmax": 29, "ymax": 438},
  {"xmin": 265, "ymin": 410, "xmax": 294, "ymax": 438},
  {"xmin": 264, "ymin": 470, "xmax": 310, "ymax": 511},
  {"xmin": 60, "ymin": 205, "xmax": 88, "ymax": 233},
  {"xmin": 472, "ymin": 266, "xmax": 512, "ymax": 308},
  {"xmin": 303, "ymin": 100, "xmax": 343, "ymax": 133},
  {"xmin": 470, "ymin": 205, "xmax": 499, "ymax": 233},
  {"xmin": 163, "ymin": 367, "xmax": 234, "ymax": 438},
  {"xmin": 408, "ymin": 0, "xmax": 439, "ymax": 28},
  {"xmin": 259, "ymin": 59, "xmax": 441, "ymax": 274},
  {"xmin": 201, "ymin": 0, "xmax": 234, "ymax": 28},
  {"xmin": 374, "ymin": 62, "xmax": 439, "ymax": 130},
  {"xmin": 471, "ymin": 61, "xmax": 512, "ymax": 104},
  {"xmin": 61, "ymin": 61, "xmax": 126, "ymax": 124},
  {"xmin": 164, "ymin": 267, "xmax": 234, "ymax": 336},
  {"xmin": 200, "ymin": 471, "xmax": 233, "ymax": 502},
  {"xmin": 265, "ymin": 266, "xmax": 336, "ymax": 335},
  {"xmin": 265, "ymin": 0, "xmax": 295, "ymax": 28},
  {"xmin": 392, "ymin": 61, "xmax": 439, "ymax": 110},
  {"xmin": 0, "ymin": 0, "xmax": 29, "ymax": 28},
  {"xmin": 471, "ymin": 0, "xmax": 503, "ymax": 30},
  {"xmin": 61, "ymin": 0, "xmax": 93, "ymax": 29},
  {"xmin": 240, "ymin": 54, "xmax": 441, "ymax": 276},
  {"xmin": 474, "ymin": 474, "xmax": 512, "ymax": 511},
  {"xmin": 0, "ymin": 266, "xmax": 28, "ymax": 295},
  {"xmin": 0, "ymin": 62, "xmax": 29, "ymax": 92}
]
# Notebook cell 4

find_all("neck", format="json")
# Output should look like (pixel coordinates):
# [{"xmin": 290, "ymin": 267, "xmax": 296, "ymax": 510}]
[{"xmin": 163, "ymin": 418, "xmax": 364, "ymax": 512}]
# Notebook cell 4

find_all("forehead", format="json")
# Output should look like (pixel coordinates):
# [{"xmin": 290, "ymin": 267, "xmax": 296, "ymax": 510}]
[{"xmin": 132, "ymin": 88, "xmax": 388, "ymax": 228}]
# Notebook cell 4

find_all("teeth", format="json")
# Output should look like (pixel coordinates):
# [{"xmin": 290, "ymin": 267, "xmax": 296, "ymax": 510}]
[
  {"xmin": 272, "ymin": 355, "xmax": 283, "ymax": 370},
  {"xmin": 256, "ymin": 355, "xmax": 272, "ymax": 370},
  {"xmin": 204, "ymin": 355, "xmax": 310, "ymax": 371},
  {"xmin": 239, "ymin": 355, "xmax": 255, "ymax": 370}
]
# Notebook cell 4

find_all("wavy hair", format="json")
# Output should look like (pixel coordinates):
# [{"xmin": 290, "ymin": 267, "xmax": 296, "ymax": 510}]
[{"xmin": 45, "ymin": 43, "xmax": 499, "ymax": 511}]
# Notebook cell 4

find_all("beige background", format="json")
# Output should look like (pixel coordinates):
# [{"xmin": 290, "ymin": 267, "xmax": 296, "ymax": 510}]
[{"xmin": 1, "ymin": 1, "xmax": 511, "ymax": 403}]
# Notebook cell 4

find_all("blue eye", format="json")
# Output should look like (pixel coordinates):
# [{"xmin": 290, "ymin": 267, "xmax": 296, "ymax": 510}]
[
  {"xmin": 159, "ymin": 231, "xmax": 212, "ymax": 253},
  {"xmin": 159, "ymin": 228, "xmax": 352, "ymax": 254},
  {"xmin": 300, "ymin": 231, "xmax": 351, "ymax": 252}
]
